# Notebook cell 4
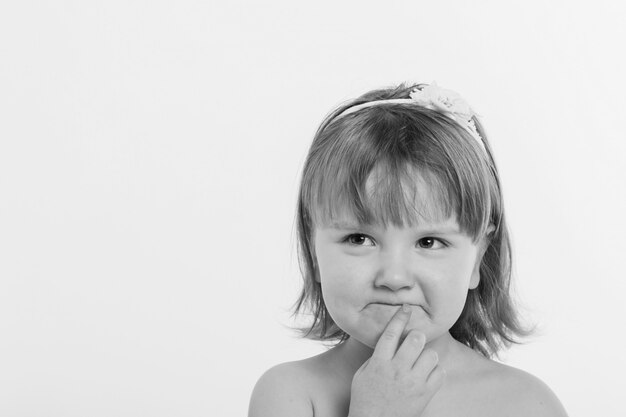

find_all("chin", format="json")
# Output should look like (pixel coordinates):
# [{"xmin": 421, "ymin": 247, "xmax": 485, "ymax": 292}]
[
  {"xmin": 345, "ymin": 323, "xmax": 395, "ymax": 349},
  {"xmin": 347, "ymin": 331, "xmax": 378, "ymax": 349},
  {"xmin": 330, "ymin": 318, "xmax": 378, "ymax": 349},
  {"xmin": 347, "ymin": 319, "xmax": 444, "ymax": 349}
]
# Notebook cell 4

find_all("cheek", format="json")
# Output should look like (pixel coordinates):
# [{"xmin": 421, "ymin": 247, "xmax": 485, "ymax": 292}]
[
  {"xmin": 318, "ymin": 261, "xmax": 362, "ymax": 302},
  {"xmin": 425, "ymin": 257, "xmax": 476, "ymax": 315},
  {"xmin": 317, "ymin": 260, "xmax": 370, "ymax": 324},
  {"xmin": 437, "ymin": 252, "xmax": 476, "ymax": 286}
]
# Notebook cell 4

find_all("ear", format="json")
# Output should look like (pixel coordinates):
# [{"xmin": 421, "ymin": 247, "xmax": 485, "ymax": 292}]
[
  {"xmin": 469, "ymin": 224, "xmax": 495, "ymax": 290},
  {"xmin": 469, "ymin": 258, "xmax": 481, "ymax": 289}
]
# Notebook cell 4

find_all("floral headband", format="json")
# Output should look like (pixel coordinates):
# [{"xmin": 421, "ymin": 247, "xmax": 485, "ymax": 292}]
[{"xmin": 334, "ymin": 82, "xmax": 485, "ymax": 152}]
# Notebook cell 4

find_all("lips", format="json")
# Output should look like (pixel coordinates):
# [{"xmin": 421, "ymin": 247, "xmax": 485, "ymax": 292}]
[
  {"xmin": 369, "ymin": 302, "xmax": 427, "ymax": 314},
  {"xmin": 372, "ymin": 302, "xmax": 414, "ymax": 306}
]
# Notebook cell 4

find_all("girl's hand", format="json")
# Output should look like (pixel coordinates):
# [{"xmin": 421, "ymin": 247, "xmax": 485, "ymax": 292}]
[{"xmin": 348, "ymin": 305, "xmax": 445, "ymax": 417}]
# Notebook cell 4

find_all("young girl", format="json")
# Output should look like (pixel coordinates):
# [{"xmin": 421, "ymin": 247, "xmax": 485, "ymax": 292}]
[{"xmin": 248, "ymin": 82, "xmax": 568, "ymax": 417}]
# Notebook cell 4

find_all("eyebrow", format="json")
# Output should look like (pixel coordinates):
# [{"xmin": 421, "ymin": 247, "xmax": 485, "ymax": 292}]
[
  {"xmin": 328, "ymin": 221, "xmax": 461, "ymax": 234},
  {"xmin": 328, "ymin": 221, "xmax": 362, "ymax": 229}
]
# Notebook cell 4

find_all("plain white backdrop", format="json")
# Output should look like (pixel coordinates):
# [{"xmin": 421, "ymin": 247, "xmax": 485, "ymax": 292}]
[{"xmin": 1, "ymin": 1, "xmax": 624, "ymax": 416}]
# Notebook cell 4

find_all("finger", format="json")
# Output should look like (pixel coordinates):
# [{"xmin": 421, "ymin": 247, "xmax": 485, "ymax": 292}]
[
  {"xmin": 354, "ymin": 358, "xmax": 370, "ymax": 376},
  {"xmin": 412, "ymin": 349, "xmax": 439, "ymax": 378},
  {"xmin": 372, "ymin": 304, "xmax": 412, "ymax": 361},
  {"xmin": 425, "ymin": 365, "xmax": 446, "ymax": 392},
  {"xmin": 393, "ymin": 329, "xmax": 426, "ymax": 367}
]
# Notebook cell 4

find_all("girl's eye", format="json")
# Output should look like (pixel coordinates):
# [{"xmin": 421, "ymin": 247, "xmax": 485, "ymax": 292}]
[
  {"xmin": 344, "ymin": 234, "xmax": 374, "ymax": 246},
  {"xmin": 417, "ymin": 237, "xmax": 445, "ymax": 249}
]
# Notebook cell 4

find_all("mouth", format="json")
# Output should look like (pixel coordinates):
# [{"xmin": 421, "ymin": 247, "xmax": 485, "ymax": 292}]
[
  {"xmin": 368, "ymin": 302, "xmax": 427, "ymax": 314},
  {"xmin": 371, "ymin": 302, "xmax": 416, "ymax": 306}
]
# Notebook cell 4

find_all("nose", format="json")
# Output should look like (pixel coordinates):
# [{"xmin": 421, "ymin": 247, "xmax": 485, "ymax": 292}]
[{"xmin": 373, "ymin": 248, "xmax": 416, "ymax": 291}]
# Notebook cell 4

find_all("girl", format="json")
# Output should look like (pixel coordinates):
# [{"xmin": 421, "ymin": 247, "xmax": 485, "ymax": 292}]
[{"xmin": 248, "ymin": 82, "xmax": 568, "ymax": 417}]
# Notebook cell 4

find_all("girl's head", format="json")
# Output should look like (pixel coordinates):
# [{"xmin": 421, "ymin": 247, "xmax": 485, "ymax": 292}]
[{"xmin": 292, "ymin": 82, "xmax": 528, "ymax": 357}]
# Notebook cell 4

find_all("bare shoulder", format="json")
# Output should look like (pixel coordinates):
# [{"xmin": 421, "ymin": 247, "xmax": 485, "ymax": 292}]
[
  {"xmin": 485, "ymin": 361, "xmax": 569, "ymax": 417},
  {"xmin": 248, "ymin": 360, "xmax": 314, "ymax": 417}
]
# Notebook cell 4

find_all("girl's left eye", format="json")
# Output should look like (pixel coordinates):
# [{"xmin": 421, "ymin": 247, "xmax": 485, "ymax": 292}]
[
  {"xmin": 417, "ymin": 237, "xmax": 446, "ymax": 249},
  {"xmin": 342, "ymin": 234, "xmax": 447, "ymax": 249}
]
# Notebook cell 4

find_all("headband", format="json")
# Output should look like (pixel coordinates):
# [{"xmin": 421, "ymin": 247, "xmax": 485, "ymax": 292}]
[{"xmin": 335, "ymin": 82, "xmax": 485, "ymax": 152}]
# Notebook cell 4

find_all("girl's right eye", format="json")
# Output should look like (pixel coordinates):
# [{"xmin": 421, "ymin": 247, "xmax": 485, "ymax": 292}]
[{"xmin": 342, "ymin": 234, "xmax": 375, "ymax": 246}]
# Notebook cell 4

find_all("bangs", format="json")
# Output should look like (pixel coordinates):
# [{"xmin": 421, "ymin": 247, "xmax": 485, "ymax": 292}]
[
  {"xmin": 311, "ymin": 162, "xmax": 457, "ymax": 230},
  {"xmin": 302, "ymin": 105, "xmax": 493, "ymax": 239}
]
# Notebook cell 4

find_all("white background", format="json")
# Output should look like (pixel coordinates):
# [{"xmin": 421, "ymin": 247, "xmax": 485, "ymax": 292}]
[{"xmin": 1, "ymin": 1, "xmax": 624, "ymax": 416}]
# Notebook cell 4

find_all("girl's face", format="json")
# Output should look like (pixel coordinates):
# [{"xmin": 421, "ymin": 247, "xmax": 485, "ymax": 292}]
[{"xmin": 313, "ymin": 215, "xmax": 486, "ymax": 348}]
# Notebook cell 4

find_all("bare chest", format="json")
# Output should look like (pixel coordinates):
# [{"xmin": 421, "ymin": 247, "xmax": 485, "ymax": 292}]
[
  {"xmin": 309, "ymin": 376, "xmax": 509, "ymax": 417},
  {"xmin": 308, "ymin": 370, "xmax": 351, "ymax": 417}
]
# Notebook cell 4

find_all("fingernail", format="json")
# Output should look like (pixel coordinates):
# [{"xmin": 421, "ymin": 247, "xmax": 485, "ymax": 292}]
[{"xmin": 402, "ymin": 303, "xmax": 411, "ymax": 313}]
